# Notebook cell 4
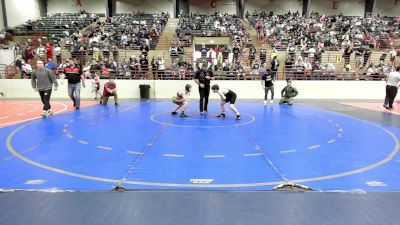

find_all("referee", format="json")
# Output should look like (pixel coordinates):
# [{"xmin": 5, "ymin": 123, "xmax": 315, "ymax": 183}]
[
  {"xmin": 194, "ymin": 63, "xmax": 214, "ymax": 114},
  {"xmin": 384, "ymin": 66, "xmax": 400, "ymax": 109}
]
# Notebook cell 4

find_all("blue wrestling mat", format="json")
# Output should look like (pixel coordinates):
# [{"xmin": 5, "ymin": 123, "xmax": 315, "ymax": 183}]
[{"xmin": 1, "ymin": 100, "xmax": 399, "ymax": 191}]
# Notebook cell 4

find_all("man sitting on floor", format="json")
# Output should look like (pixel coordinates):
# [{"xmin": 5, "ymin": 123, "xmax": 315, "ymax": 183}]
[{"xmin": 280, "ymin": 79, "xmax": 298, "ymax": 105}]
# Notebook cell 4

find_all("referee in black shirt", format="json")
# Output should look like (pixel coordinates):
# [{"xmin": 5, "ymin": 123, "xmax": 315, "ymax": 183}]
[{"xmin": 194, "ymin": 63, "xmax": 214, "ymax": 114}]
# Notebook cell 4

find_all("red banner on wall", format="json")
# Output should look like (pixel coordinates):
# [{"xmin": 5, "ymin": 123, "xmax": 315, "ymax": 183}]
[
  {"xmin": 210, "ymin": 0, "xmax": 217, "ymax": 8},
  {"xmin": 332, "ymin": 1, "xmax": 339, "ymax": 9},
  {"xmin": 76, "ymin": 0, "xmax": 82, "ymax": 7}
]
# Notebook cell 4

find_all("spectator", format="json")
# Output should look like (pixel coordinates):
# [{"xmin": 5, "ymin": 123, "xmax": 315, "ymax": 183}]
[
  {"xmin": 53, "ymin": 44, "xmax": 62, "ymax": 65},
  {"xmin": 45, "ymin": 58, "xmax": 57, "ymax": 72}
]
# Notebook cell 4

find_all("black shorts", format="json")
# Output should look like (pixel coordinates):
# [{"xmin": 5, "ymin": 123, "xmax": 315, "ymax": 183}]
[{"xmin": 225, "ymin": 91, "xmax": 237, "ymax": 104}]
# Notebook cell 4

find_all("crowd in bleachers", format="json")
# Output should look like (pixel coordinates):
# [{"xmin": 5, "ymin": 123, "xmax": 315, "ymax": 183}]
[
  {"xmin": 4, "ymin": 9, "xmax": 400, "ymax": 81},
  {"xmin": 61, "ymin": 12, "xmax": 169, "ymax": 61},
  {"xmin": 173, "ymin": 12, "xmax": 259, "ymax": 80},
  {"xmin": 247, "ymin": 11, "xmax": 400, "ymax": 80},
  {"xmin": 248, "ymin": 11, "xmax": 399, "ymax": 50},
  {"xmin": 6, "ymin": 10, "xmax": 99, "ymax": 43},
  {"xmin": 176, "ymin": 12, "xmax": 249, "ymax": 45}
]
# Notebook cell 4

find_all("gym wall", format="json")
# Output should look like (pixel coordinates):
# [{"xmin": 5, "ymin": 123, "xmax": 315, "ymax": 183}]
[
  {"xmin": 1, "ymin": 80, "xmax": 386, "ymax": 100},
  {"xmin": 116, "ymin": 0, "xmax": 174, "ymax": 15},
  {"xmin": 309, "ymin": 0, "xmax": 365, "ymax": 16},
  {"xmin": 189, "ymin": 0, "xmax": 237, "ymax": 14},
  {"xmin": 5, "ymin": 0, "xmax": 41, "ymax": 27},
  {"xmin": 245, "ymin": 0, "xmax": 302, "ymax": 15},
  {"xmin": 47, "ymin": 0, "xmax": 107, "ymax": 14},
  {"xmin": 374, "ymin": 0, "xmax": 400, "ymax": 17},
  {"xmin": 0, "ymin": 0, "xmax": 4, "ymax": 30}
]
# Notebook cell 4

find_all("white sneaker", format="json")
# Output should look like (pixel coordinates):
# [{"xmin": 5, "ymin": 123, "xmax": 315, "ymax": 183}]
[
  {"xmin": 270, "ymin": 100, "xmax": 274, "ymax": 104},
  {"xmin": 263, "ymin": 100, "xmax": 267, "ymax": 105},
  {"xmin": 41, "ymin": 110, "xmax": 47, "ymax": 117},
  {"xmin": 45, "ymin": 110, "xmax": 53, "ymax": 117}
]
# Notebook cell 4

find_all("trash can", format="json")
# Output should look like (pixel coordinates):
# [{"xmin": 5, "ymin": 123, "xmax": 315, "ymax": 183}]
[{"xmin": 139, "ymin": 84, "xmax": 150, "ymax": 99}]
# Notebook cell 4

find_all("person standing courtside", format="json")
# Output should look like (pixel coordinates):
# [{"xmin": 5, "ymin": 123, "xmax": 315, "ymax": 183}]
[
  {"xmin": 31, "ymin": 60, "xmax": 58, "ymax": 117},
  {"xmin": 261, "ymin": 68, "xmax": 275, "ymax": 104},
  {"xmin": 194, "ymin": 63, "xmax": 214, "ymax": 114},
  {"xmin": 383, "ymin": 66, "xmax": 400, "ymax": 110},
  {"xmin": 64, "ymin": 59, "xmax": 85, "ymax": 109}
]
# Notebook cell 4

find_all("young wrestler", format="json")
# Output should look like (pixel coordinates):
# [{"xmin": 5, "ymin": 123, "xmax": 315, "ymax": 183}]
[
  {"xmin": 100, "ymin": 78, "xmax": 119, "ymax": 107},
  {"xmin": 92, "ymin": 72, "xmax": 101, "ymax": 100},
  {"xmin": 211, "ymin": 84, "xmax": 241, "ymax": 120},
  {"xmin": 171, "ymin": 84, "xmax": 192, "ymax": 117}
]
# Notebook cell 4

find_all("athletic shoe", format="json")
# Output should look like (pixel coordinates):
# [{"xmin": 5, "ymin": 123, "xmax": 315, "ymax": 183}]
[
  {"xmin": 236, "ymin": 115, "xmax": 241, "ymax": 120},
  {"xmin": 200, "ymin": 111, "xmax": 204, "ymax": 115},
  {"xmin": 41, "ymin": 110, "xmax": 47, "ymax": 117},
  {"xmin": 171, "ymin": 111, "xmax": 178, "ymax": 115},
  {"xmin": 383, "ymin": 104, "xmax": 390, "ymax": 109},
  {"xmin": 180, "ymin": 113, "xmax": 188, "ymax": 118},
  {"xmin": 270, "ymin": 100, "xmax": 274, "ymax": 104},
  {"xmin": 46, "ymin": 110, "xmax": 53, "ymax": 117},
  {"xmin": 75, "ymin": 106, "xmax": 80, "ymax": 110},
  {"xmin": 217, "ymin": 113, "xmax": 226, "ymax": 118},
  {"xmin": 203, "ymin": 110, "xmax": 208, "ymax": 114},
  {"xmin": 263, "ymin": 100, "xmax": 267, "ymax": 104}
]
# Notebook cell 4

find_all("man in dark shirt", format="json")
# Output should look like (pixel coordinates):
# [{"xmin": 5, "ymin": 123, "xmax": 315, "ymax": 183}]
[
  {"xmin": 280, "ymin": 79, "xmax": 298, "ymax": 105},
  {"xmin": 259, "ymin": 45, "xmax": 267, "ymax": 64},
  {"xmin": 232, "ymin": 45, "xmax": 240, "ymax": 63},
  {"xmin": 200, "ymin": 44, "xmax": 208, "ymax": 60},
  {"xmin": 194, "ymin": 63, "xmax": 214, "ymax": 114},
  {"xmin": 261, "ymin": 68, "xmax": 274, "ymax": 104},
  {"xmin": 363, "ymin": 46, "xmax": 371, "ymax": 68},
  {"xmin": 221, "ymin": 45, "xmax": 230, "ymax": 61},
  {"xmin": 139, "ymin": 54, "xmax": 149, "ymax": 79},
  {"xmin": 64, "ymin": 59, "xmax": 85, "ymax": 109}
]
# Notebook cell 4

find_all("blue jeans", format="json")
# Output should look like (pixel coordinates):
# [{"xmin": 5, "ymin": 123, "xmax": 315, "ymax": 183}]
[{"xmin": 68, "ymin": 83, "xmax": 81, "ymax": 107}]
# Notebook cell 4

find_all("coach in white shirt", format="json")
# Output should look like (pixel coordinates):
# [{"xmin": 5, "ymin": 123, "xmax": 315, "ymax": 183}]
[{"xmin": 384, "ymin": 66, "xmax": 400, "ymax": 109}]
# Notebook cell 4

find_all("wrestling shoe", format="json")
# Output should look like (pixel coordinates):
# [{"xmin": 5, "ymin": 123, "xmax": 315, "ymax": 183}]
[{"xmin": 217, "ymin": 113, "xmax": 226, "ymax": 118}]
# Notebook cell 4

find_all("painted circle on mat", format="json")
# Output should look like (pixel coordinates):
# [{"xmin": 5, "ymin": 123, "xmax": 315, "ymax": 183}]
[
  {"xmin": 150, "ymin": 112, "xmax": 256, "ymax": 128},
  {"xmin": 5, "ymin": 107, "xmax": 400, "ymax": 188}
]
